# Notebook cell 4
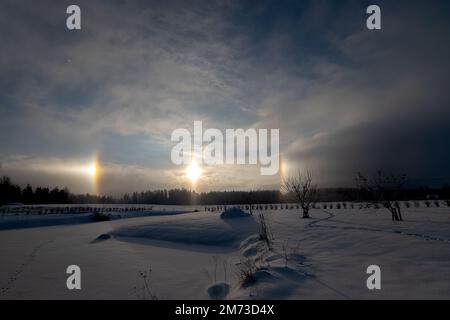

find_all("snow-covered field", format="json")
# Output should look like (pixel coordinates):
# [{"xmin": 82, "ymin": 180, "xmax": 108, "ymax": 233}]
[{"xmin": 0, "ymin": 204, "xmax": 449, "ymax": 299}]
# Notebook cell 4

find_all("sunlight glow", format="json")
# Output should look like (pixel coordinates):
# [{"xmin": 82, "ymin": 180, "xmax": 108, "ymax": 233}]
[
  {"xmin": 79, "ymin": 160, "xmax": 99, "ymax": 177},
  {"xmin": 81, "ymin": 159, "xmax": 100, "ymax": 194},
  {"xmin": 186, "ymin": 160, "xmax": 202, "ymax": 184},
  {"xmin": 87, "ymin": 164, "xmax": 96, "ymax": 177}
]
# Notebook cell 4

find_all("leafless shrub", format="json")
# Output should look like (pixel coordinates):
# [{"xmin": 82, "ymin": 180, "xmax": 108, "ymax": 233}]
[
  {"xmin": 281, "ymin": 240, "xmax": 289, "ymax": 267},
  {"xmin": 236, "ymin": 258, "xmax": 257, "ymax": 286},
  {"xmin": 281, "ymin": 239, "xmax": 302, "ymax": 268},
  {"xmin": 356, "ymin": 171, "xmax": 407, "ymax": 221},
  {"xmin": 204, "ymin": 256, "xmax": 229, "ymax": 285},
  {"xmin": 222, "ymin": 260, "xmax": 228, "ymax": 283},
  {"xmin": 282, "ymin": 170, "xmax": 317, "ymax": 219},
  {"xmin": 212, "ymin": 255, "xmax": 219, "ymax": 282},
  {"xmin": 258, "ymin": 213, "xmax": 274, "ymax": 249}
]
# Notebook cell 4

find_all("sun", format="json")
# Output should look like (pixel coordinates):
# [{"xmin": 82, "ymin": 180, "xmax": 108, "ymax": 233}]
[
  {"xmin": 87, "ymin": 164, "xmax": 96, "ymax": 177},
  {"xmin": 88, "ymin": 159, "xmax": 101, "ymax": 194},
  {"xmin": 186, "ymin": 160, "xmax": 202, "ymax": 184},
  {"xmin": 87, "ymin": 161, "xmax": 99, "ymax": 177}
]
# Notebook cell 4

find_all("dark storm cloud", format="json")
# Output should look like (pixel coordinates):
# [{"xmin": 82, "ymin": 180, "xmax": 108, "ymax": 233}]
[
  {"xmin": 280, "ymin": 0, "xmax": 450, "ymax": 186},
  {"xmin": 286, "ymin": 108, "xmax": 450, "ymax": 187}
]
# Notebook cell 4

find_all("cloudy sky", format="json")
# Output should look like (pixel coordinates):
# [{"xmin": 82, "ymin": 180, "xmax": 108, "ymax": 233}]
[{"xmin": 0, "ymin": 0, "xmax": 449, "ymax": 195}]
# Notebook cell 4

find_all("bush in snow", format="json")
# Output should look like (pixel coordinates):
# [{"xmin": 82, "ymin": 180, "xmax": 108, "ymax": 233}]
[
  {"xmin": 258, "ymin": 213, "xmax": 273, "ymax": 249},
  {"xmin": 236, "ymin": 258, "xmax": 257, "ymax": 286}
]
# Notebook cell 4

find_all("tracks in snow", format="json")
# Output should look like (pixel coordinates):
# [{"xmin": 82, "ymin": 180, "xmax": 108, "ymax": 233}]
[
  {"xmin": 0, "ymin": 240, "xmax": 52, "ymax": 298},
  {"xmin": 308, "ymin": 210, "xmax": 450, "ymax": 243}
]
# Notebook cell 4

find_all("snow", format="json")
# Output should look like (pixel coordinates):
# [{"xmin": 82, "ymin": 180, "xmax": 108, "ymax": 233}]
[
  {"xmin": 220, "ymin": 207, "xmax": 251, "ymax": 219},
  {"xmin": 0, "ymin": 204, "xmax": 449, "ymax": 299},
  {"xmin": 91, "ymin": 234, "xmax": 111, "ymax": 243},
  {"xmin": 111, "ymin": 211, "xmax": 257, "ymax": 250},
  {"xmin": 0, "ymin": 208, "xmax": 190, "ymax": 231}
]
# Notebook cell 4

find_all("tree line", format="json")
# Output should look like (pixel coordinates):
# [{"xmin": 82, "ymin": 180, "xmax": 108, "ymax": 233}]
[{"xmin": 1, "ymin": 175, "xmax": 449, "ymax": 206}]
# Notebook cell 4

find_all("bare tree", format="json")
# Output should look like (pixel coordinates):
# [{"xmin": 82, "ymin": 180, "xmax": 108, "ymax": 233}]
[
  {"xmin": 283, "ymin": 170, "xmax": 317, "ymax": 219},
  {"xmin": 356, "ymin": 171, "xmax": 406, "ymax": 221}
]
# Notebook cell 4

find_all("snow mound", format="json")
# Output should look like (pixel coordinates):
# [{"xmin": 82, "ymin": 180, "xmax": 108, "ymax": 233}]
[
  {"xmin": 240, "ymin": 235, "xmax": 260, "ymax": 248},
  {"xmin": 207, "ymin": 282, "xmax": 230, "ymax": 300},
  {"xmin": 112, "ymin": 212, "xmax": 257, "ymax": 250},
  {"xmin": 91, "ymin": 234, "xmax": 111, "ymax": 243},
  {"xmin": 220, "ymin": 207, "xmax": 250, "ymax": 219},
  {"xmin": 241, "ymin": 241, "xmax": 266, "ymax": 258},
  {"xmin": 252, "ymin": 268, "xmax": 278, "ymax": 283},
  {"xmin": 231, "ymin": 232, "xmax": 312, "ymax": 299},
  {"xmin": 90, "ymin": 212, "xmax": 112, "ymax": 222}
]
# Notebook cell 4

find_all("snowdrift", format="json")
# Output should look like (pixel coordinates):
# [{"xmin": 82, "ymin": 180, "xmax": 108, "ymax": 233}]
[
  {"xmin": 220, "ymin": 207, "xmax": 251, "ymax": 219},
  {"xmin": 0, "ymin": 209, "xmax": 189, "ymax": 231},
  {"xmin": 111, "ymin": 211, "xmax": 257, "ymax": 250}
]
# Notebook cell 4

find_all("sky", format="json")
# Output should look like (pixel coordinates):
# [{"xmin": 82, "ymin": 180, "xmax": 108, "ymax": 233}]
[{"xmin": 0, "ymin": 0, "xmax": 449, "ymax": 195}]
